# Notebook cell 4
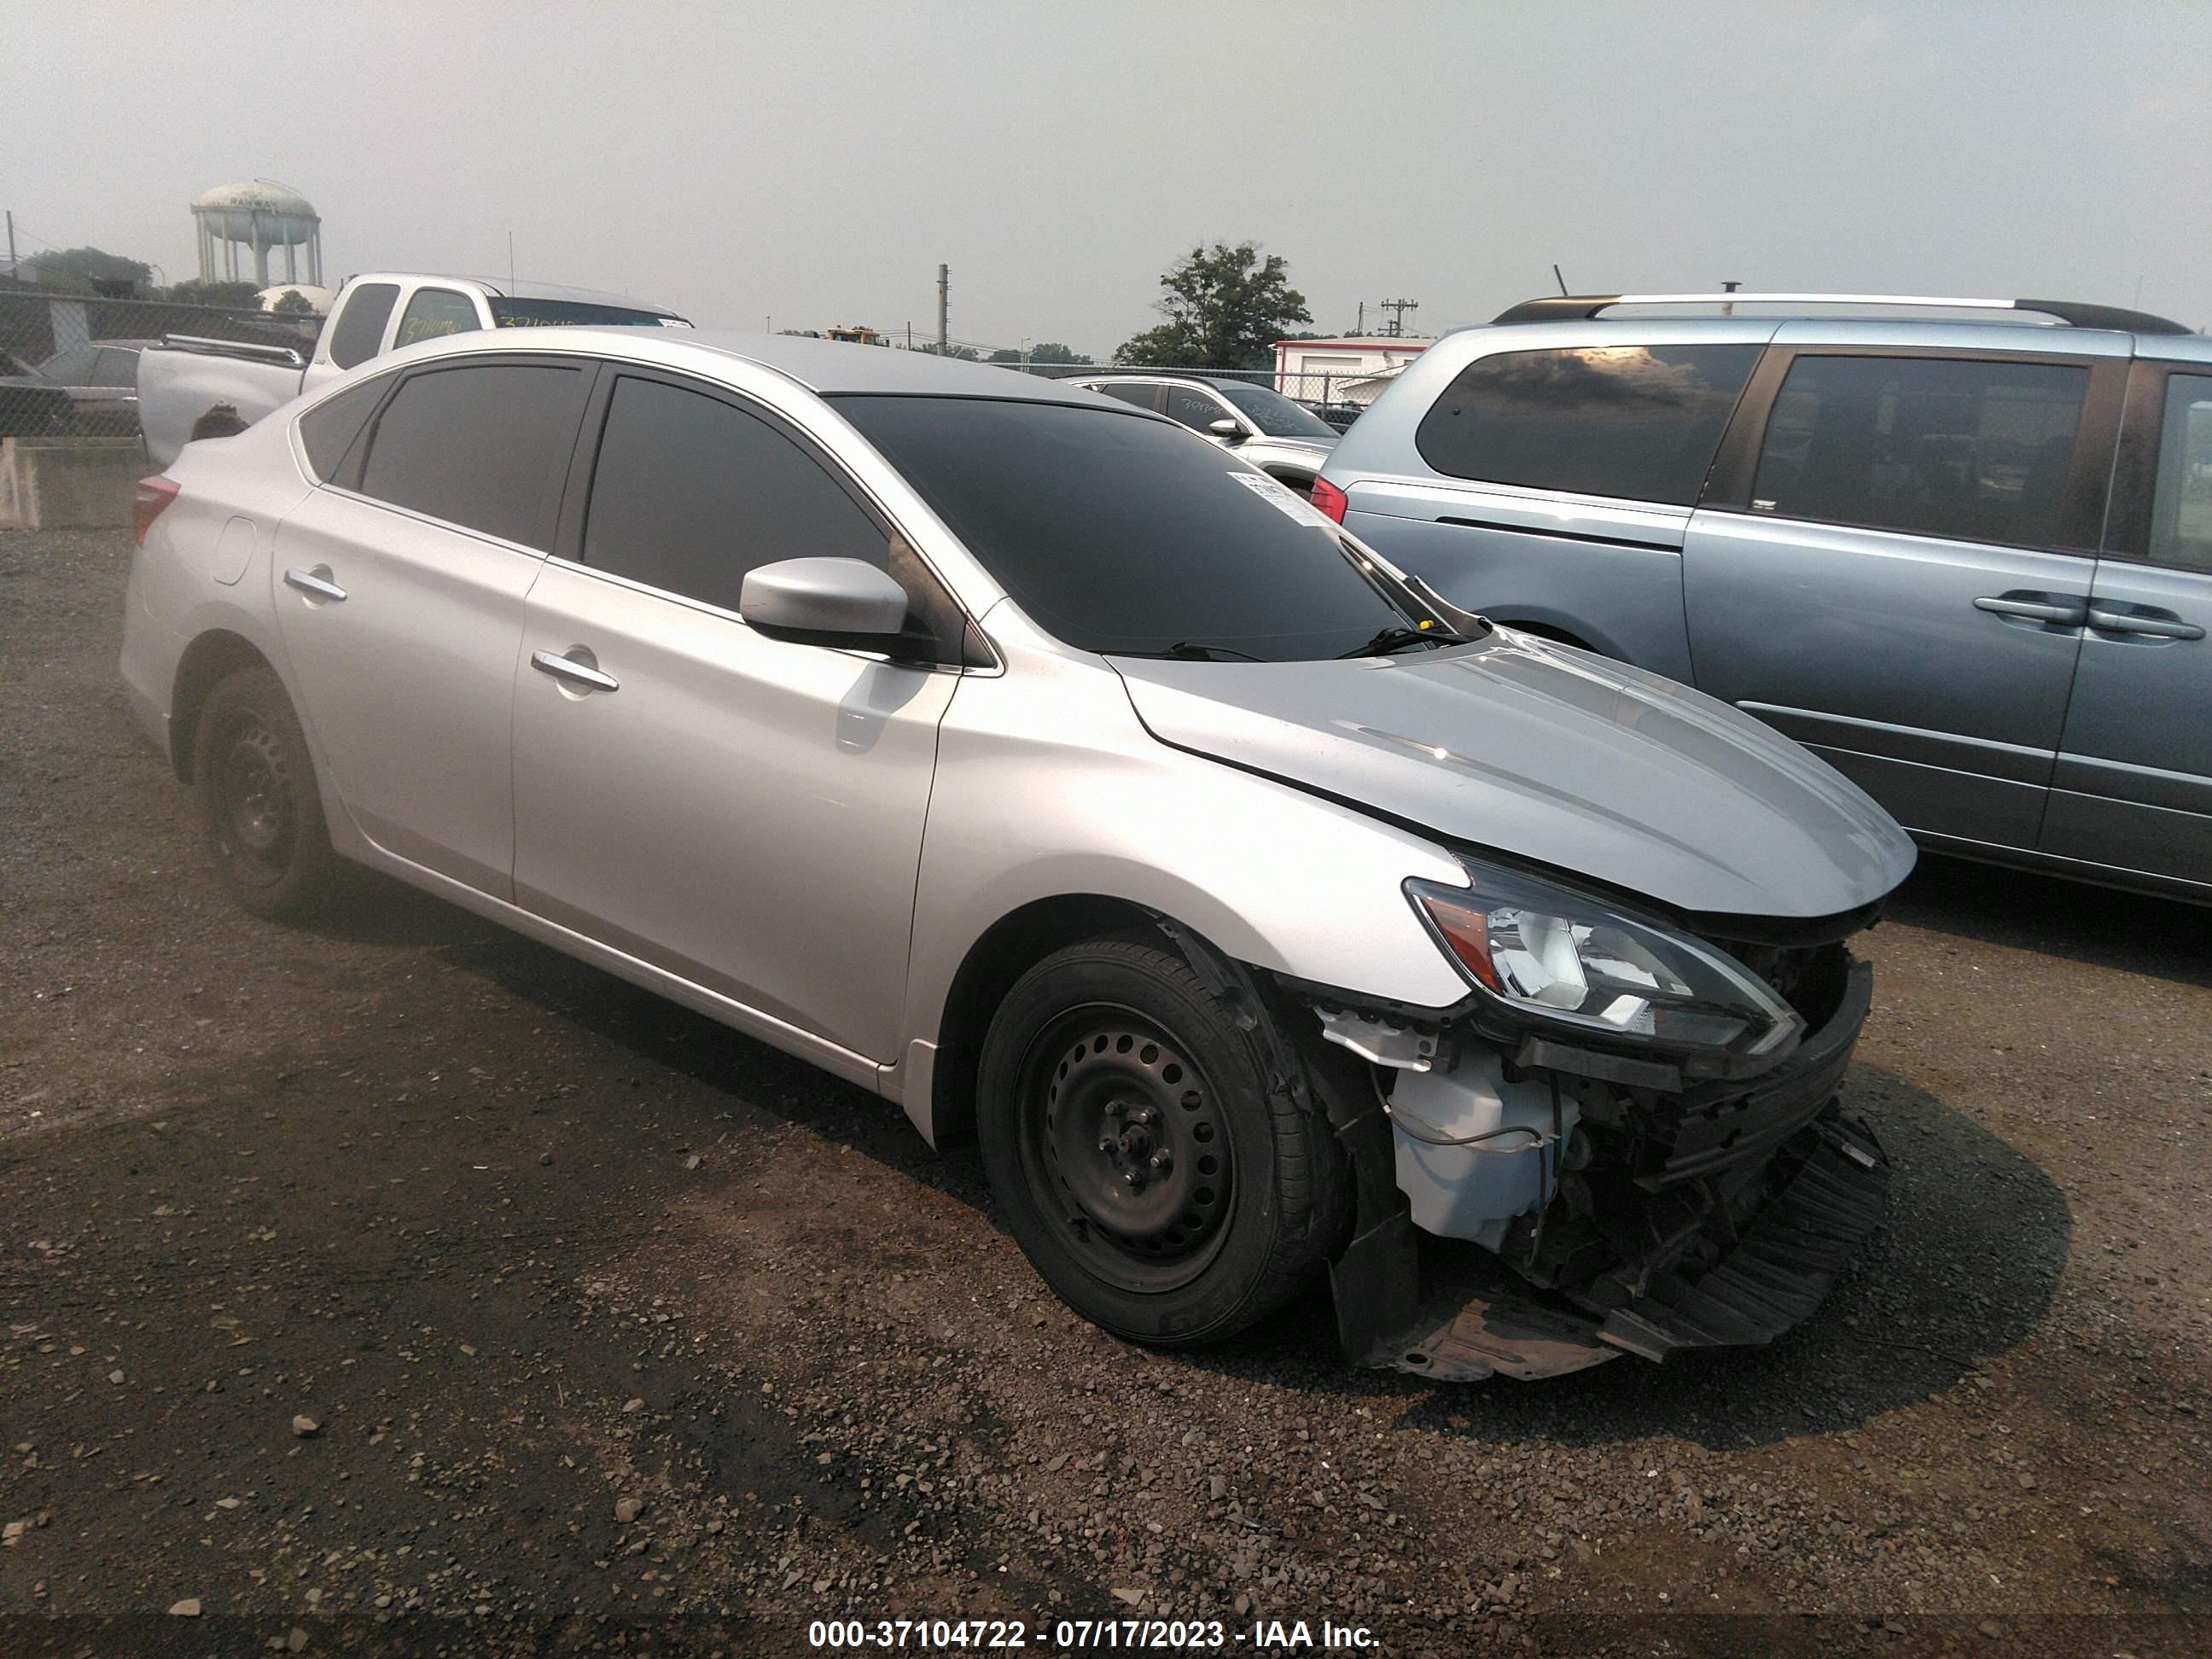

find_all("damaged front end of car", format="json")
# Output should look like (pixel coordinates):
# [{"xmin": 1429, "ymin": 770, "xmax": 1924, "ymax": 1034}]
[{"xmin": 1289, "ymin": 855, "xmax": 1892, "ymax": 1382}]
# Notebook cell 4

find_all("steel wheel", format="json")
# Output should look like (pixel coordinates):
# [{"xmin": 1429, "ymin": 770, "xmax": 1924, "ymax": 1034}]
[
  {"xmin": 212, "ymin": 716, "xmax": 298, "ymax": 887},
  {"xmin": 1018, "ymin": 1007, "xmax": 1236, "ymax": 1294},
  {"xmin": 191, "ymin": 665, "xmax": 337, "ymax": 921}
]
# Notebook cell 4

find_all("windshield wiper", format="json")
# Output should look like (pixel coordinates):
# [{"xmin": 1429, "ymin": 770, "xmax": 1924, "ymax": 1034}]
[
  {"xmin": 1140, "ymin": 640, "xmax": 1268, "ymax": 662},
  {"xmin": 1336, "ymin": 625, "xmax": 1468, "ymax": 659}
]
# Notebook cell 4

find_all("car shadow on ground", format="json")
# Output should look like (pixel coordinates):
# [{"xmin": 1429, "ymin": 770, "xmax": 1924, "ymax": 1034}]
[
  {"xmin": 1887, "ymin": 851, "xmax": 2210, "ymax": 990},
  {"xmin": 320, "ymin": 867, "xmax": 2070, "ymax": 1452}
]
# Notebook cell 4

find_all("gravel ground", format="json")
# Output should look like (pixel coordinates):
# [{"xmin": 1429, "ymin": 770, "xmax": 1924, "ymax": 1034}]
[{"xmin": 2, "ymin": 527, "xmax": 2209, "ymax": 1656}]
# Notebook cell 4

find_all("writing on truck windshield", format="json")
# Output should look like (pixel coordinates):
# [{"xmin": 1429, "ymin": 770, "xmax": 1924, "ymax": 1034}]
[{"xmin": 489, "ymin": 300, "xmax": 689, "ymax": 329}]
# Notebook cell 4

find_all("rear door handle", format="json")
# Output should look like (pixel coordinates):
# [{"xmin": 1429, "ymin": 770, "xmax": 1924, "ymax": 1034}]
[
  {"xmin": 2087, "ymin": 607, "xmax": 2204, "ymax": 641},
  {"xmin": 530, "ymin": 648, "xmax": 620, "ymax": 693},
  {"xmin": 282, "ymin": 566, "xmax": 346, "ymax": 602},
  {"xmin": 1972, "ymin": 593, "xmax": 2085, "ymax": 626}
]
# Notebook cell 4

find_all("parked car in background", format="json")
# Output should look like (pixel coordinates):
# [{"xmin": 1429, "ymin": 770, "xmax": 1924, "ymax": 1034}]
[
  {"xmin": 121, "ymin": 327, "xmax": 1915, "ymax": 1380},
  {"xmin": 1295, "ymin": 397, "xmax": 1367, "ymax": 434},
  {"xmin": 137, "ymin": 272, "xmax": 688, "ymax": 467},
  {"xmin": 1069, "ymin": 371, "xmax": 1339, "ymax": 493},
  {"xmin": 1318, "ymin": 292, "xmax": 2212, "ymax": 903},
  {"xmin": 0, "ymin": 338, "xmax": 155, "ymax": 436}
]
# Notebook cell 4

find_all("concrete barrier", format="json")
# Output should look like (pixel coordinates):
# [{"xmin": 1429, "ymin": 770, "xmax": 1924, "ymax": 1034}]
[{"xmin": 0, "ymin": 437, "xmax": 149, "ymax": 531}]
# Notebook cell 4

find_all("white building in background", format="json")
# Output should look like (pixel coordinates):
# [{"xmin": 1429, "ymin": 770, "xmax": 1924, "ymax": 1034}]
[
  {"xmin": 194, "ymin": 180, "xmax": 323, "ymax": 288},
  {"xmin": 1272, "ymin": 335, "xmax": 1435, "ymax": 405}
]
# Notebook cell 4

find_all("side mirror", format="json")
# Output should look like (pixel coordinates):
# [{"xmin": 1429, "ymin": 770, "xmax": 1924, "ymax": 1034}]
[
  {"xmin": 1208, "ymin": 416, "xmax": 1245, "ymax": 443},
  {"xmin": 740, "ymin": 557, "xmax": 909, "ymax": 649}
]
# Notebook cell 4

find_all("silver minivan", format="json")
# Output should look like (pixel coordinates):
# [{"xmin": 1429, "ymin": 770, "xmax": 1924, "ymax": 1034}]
[
  {"xmin": 123, "ymin": 329, "xmax": 1916, "ymax": 1380},
  {"xmin": 1318, "ymin": 293, "xmax": 2212, "ymax": 902}
]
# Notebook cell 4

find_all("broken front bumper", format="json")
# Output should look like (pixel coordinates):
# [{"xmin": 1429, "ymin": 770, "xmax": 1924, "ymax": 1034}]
[{"xmin": 1320, "ymin": 958, "xmax": 1888, "ymax": 1382}]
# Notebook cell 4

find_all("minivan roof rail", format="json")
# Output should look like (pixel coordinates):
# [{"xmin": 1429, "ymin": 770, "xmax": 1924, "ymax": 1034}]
[{"xmin": 1492, "ymin": 293, "xmax": 2194, "ymax": 335}]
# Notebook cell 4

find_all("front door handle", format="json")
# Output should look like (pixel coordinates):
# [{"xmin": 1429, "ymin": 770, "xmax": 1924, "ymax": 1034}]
[
  {"xmin": 2087, "ymin": 607, "xmax": 2204, "ymax": 641},
  {"xmin": 1973, "ymin": 593, "xmax": 2085, "ymax": 626},
  {"xmin": 282, "ymin": 566, "xmax": 346, "ymax": 602},
  {"xmin": 530, "ymin": 648, "xmax": 620, "ymax": 693}
]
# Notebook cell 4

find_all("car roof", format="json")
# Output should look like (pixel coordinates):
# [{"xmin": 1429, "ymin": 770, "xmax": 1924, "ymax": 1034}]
[{"xmin": 381, "ymin": 325, "xmax": 1119, "ymax": 405}]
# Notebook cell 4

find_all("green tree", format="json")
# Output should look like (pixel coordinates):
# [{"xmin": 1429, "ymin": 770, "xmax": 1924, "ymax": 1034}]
[
  {"xmin": 269, "ymin": 288, "xmax": 317, "ymax": 315},
  {"xmin": 165, "ymin": 277, "xmax": 265, "ymax": 309},
  {"xmin": 986, "ymin": 341, "xmax": 1092, "ymax": 367},
  {"xmin": 1115, "ymin": 242, "xmax": 1310, "ymax": 369},
  {"xmin": 914, "ymin": 341, "xmax": 981, "ymax": 361},
  {"xmin": 24, "ymin": 246, "xmax": 153, "ymax": 294}
]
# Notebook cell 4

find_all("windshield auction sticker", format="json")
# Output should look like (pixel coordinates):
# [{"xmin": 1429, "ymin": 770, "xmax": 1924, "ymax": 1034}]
[{"xmin": 1224, "ymin": 469, "xmax": 1337, "ymax": 533}]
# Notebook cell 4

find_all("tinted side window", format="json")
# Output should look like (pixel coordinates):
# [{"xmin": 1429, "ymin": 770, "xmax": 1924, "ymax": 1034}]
[
  {"xmin": 1092, "ymin": 383, "xmax": 1158, "ymax": 410},
  {"xmin": 358, "ymin": 364, "xmax": 585, "ymax": 548},
  {"xmin": 394, "ymin": 288, "xmax": 480, "ymax": 348},
  {"xmin": 1416, "ymin": 344, "xmax": 1761, "ymax": 505},
  {"xmin": 39, "ymin": 347, "xmax": 96, "ymax": 384},
  {"xmin": 93, "ymin": 348, "xmax": 139, "ymax": 387},
  {"xmin": 298, "ymin": 375, "xmax": 392, "ymax": 482},
  {"xmin": 1751, "ymin": 355, "xmax": 2087, "ymax": 548},
  {"xmin": 327, "ymin": 282, "xmax": 400, "ymax": 370},
  {"xmin": 583, "ymin": 375, "xmax": 892, "ymax": 617},
  {"xmin": 1163, "ymin": 386, "xmax": 1230, "ymax": 432},
  {"xmin": 2150, "ymin": 373, "xmax": 2212, "ymax": 573}
]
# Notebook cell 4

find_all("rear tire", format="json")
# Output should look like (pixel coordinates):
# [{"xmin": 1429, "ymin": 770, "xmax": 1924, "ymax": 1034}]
[
  {"xmin": 191, "ymin": 666, "xmax": 337, "ymax": 920},
  {"xmin": 976, "ymin": 939, "xmax": 1346, "ymax": 1346}
]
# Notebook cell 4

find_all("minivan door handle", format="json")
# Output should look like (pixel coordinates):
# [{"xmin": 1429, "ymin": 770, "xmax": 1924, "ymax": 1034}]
[
  {"xmin": 1972, "ymin": 592, "xmax": 2086, "ymax": 626},
  {"xmin": 530, "ymin": 648, "xmax": 620, "ymax": 693},
  {"xmin": 2086, "ymin": 606, "xmax": 2204, "ymax": 641},
  {"xmin": 282, "ymin": 566, "xmax": 347, "ymax": 602}
]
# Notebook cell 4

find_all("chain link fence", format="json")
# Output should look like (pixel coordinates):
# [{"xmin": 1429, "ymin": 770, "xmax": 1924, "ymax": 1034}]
[{"xmin": 0, "ymin": 289, "xmax": 319, "ymax": 441}]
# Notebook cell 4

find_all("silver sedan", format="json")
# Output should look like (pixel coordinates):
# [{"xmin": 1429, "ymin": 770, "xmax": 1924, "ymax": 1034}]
[{"xmin": 121, "ymin": 329, "xmax": 1916, "ymax": 1380}]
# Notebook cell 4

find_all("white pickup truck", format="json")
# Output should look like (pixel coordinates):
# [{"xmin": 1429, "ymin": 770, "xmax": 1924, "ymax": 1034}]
[{"xmin": 137, "ymin": 271, "xmax": 689, "ymax": 467}]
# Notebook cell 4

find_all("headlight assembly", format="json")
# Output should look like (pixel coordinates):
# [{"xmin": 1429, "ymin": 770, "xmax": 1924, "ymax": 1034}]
[{"xmin": 1406, "ymin": 862, "xmax": 1803, "ymax": 1063}]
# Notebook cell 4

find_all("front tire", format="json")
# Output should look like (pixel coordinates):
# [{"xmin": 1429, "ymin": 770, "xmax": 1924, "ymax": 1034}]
[
  {"xmin": 976, "ymin": 940, "xmax": 1346, "ymax": 1346},
  {"xmin": 191, "ymin": 665, "xmax": 337, "ymax": 920}
]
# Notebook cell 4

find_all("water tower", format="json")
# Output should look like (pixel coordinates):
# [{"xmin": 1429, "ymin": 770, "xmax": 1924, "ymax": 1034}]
[{"xmin": 193, "ymin": 180, "xmax": 323, "ymax": 288}]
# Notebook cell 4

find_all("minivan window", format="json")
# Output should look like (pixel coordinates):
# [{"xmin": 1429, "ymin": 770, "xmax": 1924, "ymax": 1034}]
[
  {"xmin": 832, "ymin": 396, "xmax": 1416, "ymax": 660},
  {"xmin": 393, "ymin": 288, "xmax": 481, "ymax": 348},
  {"xmin": 2150, "ymin": 374, "xmax": 2212, "ymax": 573},
  {"xmin": 357, "ymin": 363, "xmax": 585, "ymax": 549},
  {"xmin": 583, "ymin": 375, "xmax": 895, "ymax": 617},
  {"xmin": 327, "ymin": 282, "xmax": 401, "ymax": 370},
  {"xmin": 1416, "ymin": 344, "xmax": 1761, "ymax": 506},
  {"xmin": 1751, "ymin": 354, "xmax": 2087, "ymax": 549},
  {"xmin": 298, "ymin": 375, "xmax": 391, "ymax": 482}
]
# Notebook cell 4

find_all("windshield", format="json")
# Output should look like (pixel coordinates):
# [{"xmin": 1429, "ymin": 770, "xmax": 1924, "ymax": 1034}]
[
  {"xmin": 830, "ymin": 396, "xmax": 1416, "ymax": 660},
  {"xmin": 1219, "ymin": 383, "xmax": 1339, "ymax": 439},
  {"xmin": 489, "ymin": 299, "xmax": 688, "ymax": 329}
]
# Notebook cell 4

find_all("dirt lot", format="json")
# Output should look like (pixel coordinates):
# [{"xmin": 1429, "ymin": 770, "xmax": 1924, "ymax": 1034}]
[{"xmin": 3, "ymin": 527, "xmax": 2209, "ymax": 1656}]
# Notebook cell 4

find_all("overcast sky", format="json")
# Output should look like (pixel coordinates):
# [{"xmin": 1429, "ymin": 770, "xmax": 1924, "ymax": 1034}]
[{"xmin": 7, "ymin": 1, "xmax": 2211, "ymax": 352}]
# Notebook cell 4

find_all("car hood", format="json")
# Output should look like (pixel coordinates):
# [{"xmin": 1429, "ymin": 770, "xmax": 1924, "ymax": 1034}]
[
  {"xmin": 1110, "ymin": 632, "xmax": 1916, "ymax": 922},
  {"xmin": 1248, "ymin": 435, "xmax": 1336, "ymax": 458}
]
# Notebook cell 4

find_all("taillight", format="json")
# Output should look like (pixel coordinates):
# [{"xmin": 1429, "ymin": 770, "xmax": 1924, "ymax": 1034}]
[
  {"xmin": 134, "ymin": 477, "xmax": 180, "ymax": 547},
  {"xmin": 1310, "ymin": 475, "xmax": 1348, "ymax": 523}
]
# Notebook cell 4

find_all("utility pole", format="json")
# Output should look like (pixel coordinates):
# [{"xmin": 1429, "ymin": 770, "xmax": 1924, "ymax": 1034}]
[
  {"xmin": 1356, "ymin": 300, "xmax": 1365, "ymax": 335},
  {"xmin": 1720, "ymin": 278, "xmax": 1740, "ymax": 317},
  {"xmin": 5, "ymin": 211, "xmax": 15, "ymax": 276},
  {"xmin": 1378, "ymin": 297, "xmax": 1419, "ymax": 338},
  {"xmin": 936, "ymin": 264, "xmax": 949, "ymax": 354}
]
